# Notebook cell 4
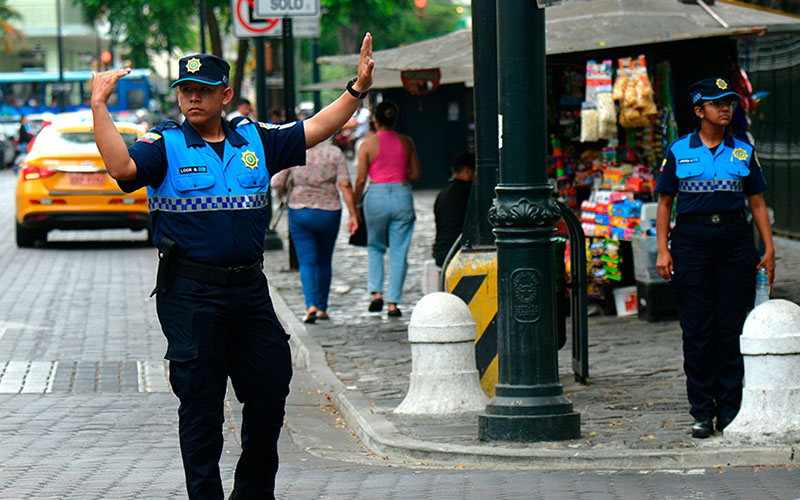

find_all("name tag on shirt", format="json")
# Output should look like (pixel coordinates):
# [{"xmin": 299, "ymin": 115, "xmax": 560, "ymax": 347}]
[{"xmin": 179, "ymin": 166, "xmax": 208, "ymax": 174}]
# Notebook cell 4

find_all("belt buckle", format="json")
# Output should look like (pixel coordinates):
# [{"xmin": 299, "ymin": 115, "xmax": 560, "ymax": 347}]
[{"xmin": 710, "ymin": 214, "xmax": 722, "ymax": 225}]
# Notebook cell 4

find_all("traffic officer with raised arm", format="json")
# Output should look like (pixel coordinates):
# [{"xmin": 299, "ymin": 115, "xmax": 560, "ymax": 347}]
[
  {"xmin": 655, "ymin": 77, "xmax": 775, "ymax": 440},
  {"xmin": 91, "ymin": 34, "xmax": 374, "ymax": 500}
]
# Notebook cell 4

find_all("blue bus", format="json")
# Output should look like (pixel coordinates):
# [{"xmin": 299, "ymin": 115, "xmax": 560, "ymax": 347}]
[{"xmin": 0, "ymin": 68, "xmax": 156, "ymax": 116}]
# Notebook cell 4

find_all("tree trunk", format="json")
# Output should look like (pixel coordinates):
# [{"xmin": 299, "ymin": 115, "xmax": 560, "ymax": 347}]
[
  {"xmin": 229, "ymin": 38, "xmax": 249, "ymax": 112},
  {"xmin": 206, "ymin": 4, "xmax": 223, "ymax": 57}
]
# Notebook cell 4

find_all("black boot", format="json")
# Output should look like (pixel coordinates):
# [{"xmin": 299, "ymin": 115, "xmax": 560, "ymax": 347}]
[{"xmin": 691, "ymin": 416, "xmax": 715, "ymax": 438}]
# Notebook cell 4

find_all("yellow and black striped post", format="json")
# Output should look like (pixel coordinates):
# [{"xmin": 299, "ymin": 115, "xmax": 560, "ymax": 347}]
[{"xmin": 444, "ymin": 248, "xmax": 498, "ymax": 398}]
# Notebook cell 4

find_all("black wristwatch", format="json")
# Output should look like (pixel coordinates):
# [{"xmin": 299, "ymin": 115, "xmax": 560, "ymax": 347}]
[{"xmin": 346, "ymin": 78, "xmax": 368, "ymax": 99}]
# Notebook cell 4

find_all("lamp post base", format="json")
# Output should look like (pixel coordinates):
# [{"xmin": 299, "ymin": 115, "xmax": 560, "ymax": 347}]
[
  {"xmin": 478, "ymin": 386, "xmax": 581, "ymax": 442},
  {"xmin": 479, "ymin": 412, "xmax": 580, "ymax": 442}
]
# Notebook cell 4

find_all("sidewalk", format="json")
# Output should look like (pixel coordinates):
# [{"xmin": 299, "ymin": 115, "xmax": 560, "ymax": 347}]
[{"xmin": 264, "ymin": 189, "xmax": 800, "ymax": 469}]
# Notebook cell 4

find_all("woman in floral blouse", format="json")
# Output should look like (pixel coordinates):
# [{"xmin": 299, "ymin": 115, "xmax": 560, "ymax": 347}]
[{"xmin": 271, "ymin": 138, "xmax": 359, "ymax": 323}]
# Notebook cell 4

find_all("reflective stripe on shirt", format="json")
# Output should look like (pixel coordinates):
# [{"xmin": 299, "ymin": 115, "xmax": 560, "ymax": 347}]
[
  {"xmin": 148, "ymin": 193, "xmax": 269, "ymax": 213},
  {"xmin": 678, "ymin": 179, "xmax": 744, "ymax": 193}
]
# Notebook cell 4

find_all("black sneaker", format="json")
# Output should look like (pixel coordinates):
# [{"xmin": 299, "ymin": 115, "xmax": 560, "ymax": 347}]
[
  {"xmin": 691, "ymin": 416, "xmax": 715, "ymax": 438},
  {"xmin": 387, "ymin": 307, "xmax": 402, "ymax": 317}
]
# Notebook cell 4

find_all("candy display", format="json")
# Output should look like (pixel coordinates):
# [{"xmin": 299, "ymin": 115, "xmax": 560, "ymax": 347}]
[{"xmin": 548, "ymin": 54, "xmax": 681, "ymax": 307}]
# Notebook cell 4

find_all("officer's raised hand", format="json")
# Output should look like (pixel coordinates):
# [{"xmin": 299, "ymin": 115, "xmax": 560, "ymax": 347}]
[
  {"xmin": 354, "ymin": 32, "xmax": 375, "ymax": 93},
  {"xmin": 91, "ymin": 68, "xmax": 131, "ymax": 106},
  {"xmin": 304, "ymin": 33, "xmax": 375, "ymax": 148},
  {"xmin": 91, "ymin": 69, "xmax": 138, "ymax": 181}
]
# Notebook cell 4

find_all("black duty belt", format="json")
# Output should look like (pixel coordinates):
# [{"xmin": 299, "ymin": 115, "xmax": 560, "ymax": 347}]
[
  {"xmin": 676, "ymin": 210, "xmax": 746, "ymax": 226},
  {"xmin": 174, "ymin": 258, "xmax": 263, "ymax": 286}
]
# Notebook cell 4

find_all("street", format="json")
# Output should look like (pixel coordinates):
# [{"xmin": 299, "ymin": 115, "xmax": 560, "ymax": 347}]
[{"xmin": 1, "ymin": 168, "xmax": 799, "ymax": 499}]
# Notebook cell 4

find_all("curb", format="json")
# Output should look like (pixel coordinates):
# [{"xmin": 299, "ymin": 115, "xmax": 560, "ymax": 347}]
[{"xmin": 270, "ymin": 285, "xmax": 799, "ymax": 470}]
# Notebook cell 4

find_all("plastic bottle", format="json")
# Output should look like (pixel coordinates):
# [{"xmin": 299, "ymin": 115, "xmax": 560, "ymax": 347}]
[{"xmin": 754, "ymin": 267, "xmax": 770, "ymax": 307}]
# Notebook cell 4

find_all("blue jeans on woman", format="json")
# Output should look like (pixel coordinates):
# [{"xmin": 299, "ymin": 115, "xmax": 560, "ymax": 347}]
[
  {"xmin": 287, "ymin": 208, "xmax": 341, "ymax": 311},
  {"xmin": 363, "ymin": 183, "xmax": 416, "ymax": 304}
]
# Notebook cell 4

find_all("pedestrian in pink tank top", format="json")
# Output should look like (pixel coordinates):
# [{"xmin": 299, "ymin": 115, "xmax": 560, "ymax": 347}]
[{"xmin": 354, "ymin": 100, "xmax": 421, "ymax": 316}]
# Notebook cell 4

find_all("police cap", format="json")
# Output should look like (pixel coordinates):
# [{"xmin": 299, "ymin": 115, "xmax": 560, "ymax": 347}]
[
  {"xmin": 689, "ymin": 77, "xmax": 740, "ymax": 106},
  {"xmin": 171, "ymin": 54, "xmax": 230, "ymax": 88}
]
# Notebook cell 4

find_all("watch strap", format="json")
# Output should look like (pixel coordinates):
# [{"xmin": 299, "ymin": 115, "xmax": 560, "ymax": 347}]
[{"xmin": 346, "ymin": 78, "xmax": 368, "ymax": 99}]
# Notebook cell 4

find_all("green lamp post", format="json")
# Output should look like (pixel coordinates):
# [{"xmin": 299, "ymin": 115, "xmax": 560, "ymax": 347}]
[{"xmin": 478, "ymin": 0, "xmax": 580, "ymax": 442}]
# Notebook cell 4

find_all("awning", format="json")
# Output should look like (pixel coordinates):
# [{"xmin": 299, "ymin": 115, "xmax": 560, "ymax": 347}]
[{"xmin": 307, "ymin": 0, "xmax": 800, "ymax": 90}]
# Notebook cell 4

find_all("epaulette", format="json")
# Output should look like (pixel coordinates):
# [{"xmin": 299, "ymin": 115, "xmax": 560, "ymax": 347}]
[
  {"xmin": 258, "ymin": 121, "xmax": 280, "ymax": 130},
  {"xmin": 230, "ymin": 116, "xmax": 256, "ymax": 128},
  {"xmin": 153, "ymin": 119, "xmax": 182, "ymax": 131}
]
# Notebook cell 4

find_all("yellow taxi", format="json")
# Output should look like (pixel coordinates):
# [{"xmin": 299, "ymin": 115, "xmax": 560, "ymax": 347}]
[{"xmin": 15, "ymin": 113, "xmax": 150, "ymax": 247}]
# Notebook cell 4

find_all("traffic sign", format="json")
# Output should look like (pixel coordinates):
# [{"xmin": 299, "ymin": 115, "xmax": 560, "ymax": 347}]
[
  {"xmin": 232, "ymin": 0, "xmax": 320, "ymax": 38},
  {"xmin": 255, "ymin": 0, "xmax": 319, "ymax": 17},
  {"xmin": 232, "ymin": 0, "xmax": 280, "ymax": 37}
]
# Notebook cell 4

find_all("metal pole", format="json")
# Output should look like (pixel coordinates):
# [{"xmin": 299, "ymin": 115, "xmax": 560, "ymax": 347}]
[
  {"xmin": 281, "ymin": 18, "xmax": 298, "ymax": 267},
  {"xmin": 311, "ymin": 37, "xmax": 322, "ymax": 113},
  {"xmin": 461, "ymin": 0, "xmax": 498, "ymax": 250},
  {"xmin": 257, "ymin": 37, "xmax": 283, "ymax": 251},
  {"xmin": 199, "ymin": 0, "xmax": 207, "ymax": 53},
  {"xmin": 478, "ymin": 1, "xmax": 580, "ymax": 442},
  {"xmin": 282, "ymin": 18, "xmax": 297, "ymax": 122},
  {"xmin": 55, "ymin": 0, "xmax": 65, "ymax": 112}
]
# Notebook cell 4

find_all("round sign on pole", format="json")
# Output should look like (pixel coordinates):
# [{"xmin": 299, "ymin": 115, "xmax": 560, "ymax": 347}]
[{"xmin": 233, "ymin": 0, "xmax": 281, "ymax": 38}]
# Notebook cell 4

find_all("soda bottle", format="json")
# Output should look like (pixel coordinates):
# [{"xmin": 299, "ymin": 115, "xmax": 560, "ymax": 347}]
[{"xmin": 754, "ymin": 267, "xmax": 770, "ymax": 307}]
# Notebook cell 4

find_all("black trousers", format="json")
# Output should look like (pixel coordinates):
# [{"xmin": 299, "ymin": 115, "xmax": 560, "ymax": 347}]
[
  {"xmin": 156, "ymin": 273, "xmax": 292, "ymax": 500},
  {"xmin": 670, "ymin": 218, "xmax": 758, "ymax": 420}
]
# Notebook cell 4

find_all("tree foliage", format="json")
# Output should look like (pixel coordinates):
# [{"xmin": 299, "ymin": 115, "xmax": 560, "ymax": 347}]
[
  {"xmin": 74, "ymin": 0, "xmax": 199, "ymax": 67},
  {"xmin": 320, "ymin": 0, "xmax": 463, "ymax": 56},
  {"xmin": 0, "ymin": 0, "xmax": 23, "ymax": 52}
]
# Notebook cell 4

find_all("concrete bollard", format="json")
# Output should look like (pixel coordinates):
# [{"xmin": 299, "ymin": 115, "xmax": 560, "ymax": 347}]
[
  {"xmin": 394, "ymin": 292, "xmax": 489, "ymax": 419},
  {"xmin": 724, "ymin": 299, "xmax": 800, "ymax": 445}
]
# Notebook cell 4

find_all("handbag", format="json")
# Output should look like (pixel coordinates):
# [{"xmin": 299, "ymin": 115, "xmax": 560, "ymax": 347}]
[{"xmin": 348, "ymin": 203, "xmax": 368, "ymax": 246}]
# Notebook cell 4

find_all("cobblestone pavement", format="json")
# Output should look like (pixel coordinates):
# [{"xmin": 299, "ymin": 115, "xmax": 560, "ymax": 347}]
[
  {"xmin": 265, "ymin": 187, "xmax": 800, "ymax": 454},
  {"xmin": 2, "ymin": 167, "xmax": 800, "ymax": 499}
]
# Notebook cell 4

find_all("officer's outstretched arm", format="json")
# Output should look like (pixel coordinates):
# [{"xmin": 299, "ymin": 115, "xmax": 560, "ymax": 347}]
[
  {"xmin": 304, "ymin": 33, "xmax": 375, "ymax": 148},
  {"xmin": 91, "ymin": 69, "xmax": 138, "ymax": 181}
]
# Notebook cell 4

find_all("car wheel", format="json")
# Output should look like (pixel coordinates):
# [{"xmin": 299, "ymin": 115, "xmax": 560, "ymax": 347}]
[{"xmin": 16, "ymin": 222, "xmax": 46, "ymax": 248}]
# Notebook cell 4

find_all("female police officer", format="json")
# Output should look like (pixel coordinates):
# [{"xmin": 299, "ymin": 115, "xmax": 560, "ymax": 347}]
[
  {"xmin": 655, "ymin": 77, "xmax": 775, "ymax": 439},
  {"xmin": 90, "ymin": 35, "xmax": 374, "ymax": 500}
]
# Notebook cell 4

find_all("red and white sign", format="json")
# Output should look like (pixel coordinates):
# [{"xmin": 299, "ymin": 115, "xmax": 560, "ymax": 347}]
[
  {"xmin": 401, "ymin": 68, "xmax": 441, "ymax": 96},
  {"xmin": 232, "ymin": 0, "xmax": 280, "ymax": 38},
  {"xmin": 232, "ymin": 0, "xmax": 320, "ymax": 38}
]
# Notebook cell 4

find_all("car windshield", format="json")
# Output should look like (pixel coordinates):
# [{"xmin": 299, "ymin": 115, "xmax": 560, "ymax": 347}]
[{"xmin": 37, "ymin": 130, "xmax": 138, "ymax": 153}]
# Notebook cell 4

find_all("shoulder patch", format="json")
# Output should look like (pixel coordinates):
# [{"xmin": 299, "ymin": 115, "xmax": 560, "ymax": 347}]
[
  {"xmin": 137, "ymin": 132, "xmax": 162, "ymax": 144},
  {"xmin": 258, "ymin": 121, "xmax": 279, "ymax": 130}
]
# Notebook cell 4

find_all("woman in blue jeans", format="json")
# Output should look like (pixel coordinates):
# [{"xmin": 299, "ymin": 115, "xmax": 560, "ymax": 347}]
[
  {"xmin": 354, "ymin": 101, "xmax": 421, "ymax": 316},
  {"xmin": 271, "ymin": 139, "xmax": 358, "ymax": 323}
]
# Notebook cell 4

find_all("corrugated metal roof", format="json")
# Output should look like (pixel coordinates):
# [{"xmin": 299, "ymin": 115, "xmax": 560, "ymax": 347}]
[{"xmin": 309, "ymin": 0, "xmax": 800, "ymax": 90}]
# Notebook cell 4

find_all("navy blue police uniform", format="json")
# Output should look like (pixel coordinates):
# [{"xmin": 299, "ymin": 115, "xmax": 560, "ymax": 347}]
[
  {"xmin": 655, "ymin": 77, "xmax": 767, "ymax": 432},
  {"xmin": 118, "ymin": 54, "xmax": 305, "ymax": 500}
]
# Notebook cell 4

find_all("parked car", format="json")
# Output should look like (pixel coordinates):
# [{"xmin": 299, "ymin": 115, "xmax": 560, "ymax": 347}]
[{"xmin": 15, "ymin": 113, "xmax": 151, "ymax": 247}]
